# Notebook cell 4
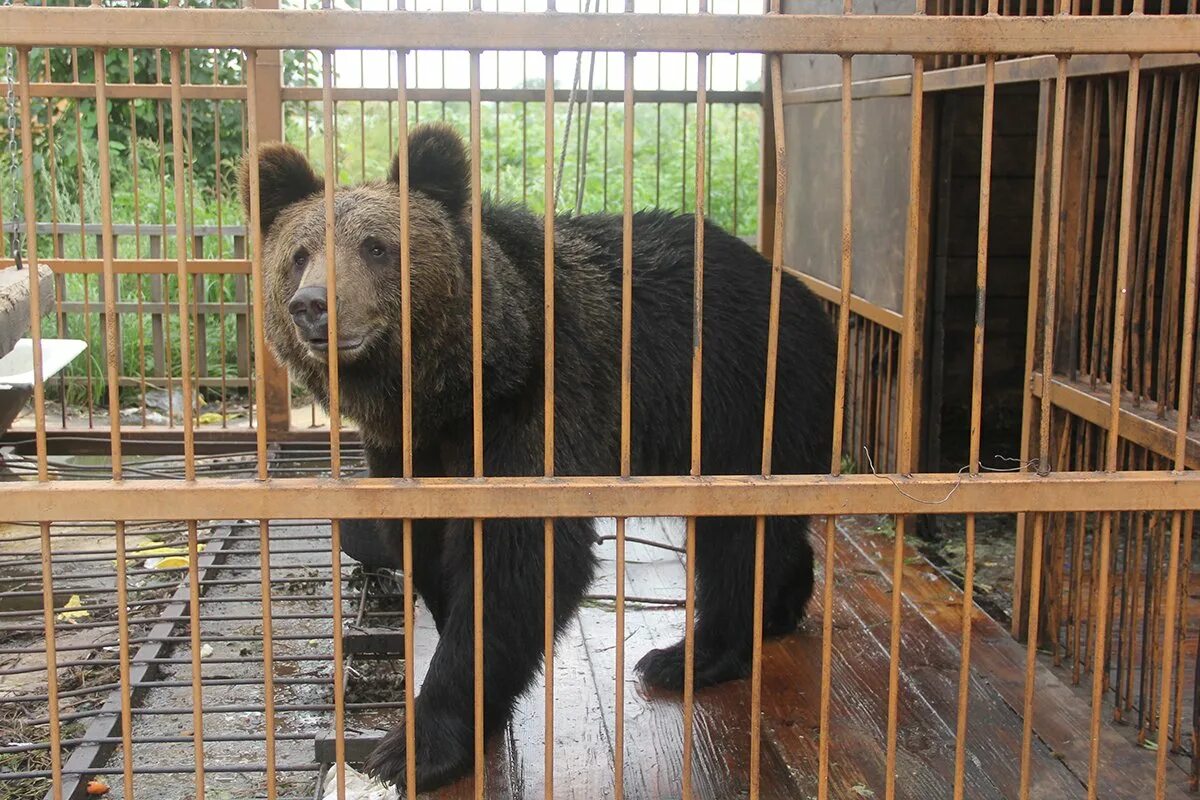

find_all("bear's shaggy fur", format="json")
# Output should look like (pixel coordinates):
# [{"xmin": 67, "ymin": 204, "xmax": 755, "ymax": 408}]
[{"xmin": 241, "ymin": 123, "xmax": 835, "ymax": 793}]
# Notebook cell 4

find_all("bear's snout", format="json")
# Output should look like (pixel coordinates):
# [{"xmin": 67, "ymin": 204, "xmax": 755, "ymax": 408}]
[
  {"xmin": 288, "ymin": 286, "xmax": 329, "ymax": 348},
  {"xmin": 286, "ymin": 285, "xmax": 368, "ymax": 358}
]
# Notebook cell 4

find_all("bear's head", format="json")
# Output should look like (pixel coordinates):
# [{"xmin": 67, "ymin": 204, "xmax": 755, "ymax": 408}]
[
  {"xmin": 240, "ymin": 123, "xmax": 534, "ymax": 446},
  {"xmin": 240, "ymin": 123, "xmax": 470, "ymax": 375}
]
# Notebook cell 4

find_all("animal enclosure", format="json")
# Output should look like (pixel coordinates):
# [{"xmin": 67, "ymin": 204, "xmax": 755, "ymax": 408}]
[{"xmin": 2, "ymin": 0, "xmax": 1200, "ymax": 799}]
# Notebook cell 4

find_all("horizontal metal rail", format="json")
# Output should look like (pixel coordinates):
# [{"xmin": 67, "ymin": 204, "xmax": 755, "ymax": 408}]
[
  {"xmin": 2, "ymin": 471, "xmax": 1198, "ymax": 521},
  {"xmin": 3, "ymin": 9, "xmax": 1200, "ymax": 54}
]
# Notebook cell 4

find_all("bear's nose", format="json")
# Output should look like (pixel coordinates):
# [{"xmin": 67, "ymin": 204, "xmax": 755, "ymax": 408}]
[{"xmin": 288, "ymin": 286, "xmax": 329, "ymax": 341}]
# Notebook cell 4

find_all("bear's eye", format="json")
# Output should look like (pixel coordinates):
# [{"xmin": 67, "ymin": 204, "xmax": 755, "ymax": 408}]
[
  {"xmin": 363, "ymin": 238, "xmax": 388, "ymax": 261},
  {"xmin": 291, "ymin": 249, "xmax": 308, "ymax": 272}
]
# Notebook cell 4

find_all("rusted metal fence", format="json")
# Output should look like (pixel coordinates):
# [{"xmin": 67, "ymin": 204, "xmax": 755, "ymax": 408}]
[{"xmin": 2, "ymin": 0, "xmax": 1200, "ymax": 799}]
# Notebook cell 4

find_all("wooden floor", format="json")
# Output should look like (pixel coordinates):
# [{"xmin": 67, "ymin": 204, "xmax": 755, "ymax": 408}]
[{"xmin": 390, "ymin": 516, "xmax": 1190, "ymax": 800}]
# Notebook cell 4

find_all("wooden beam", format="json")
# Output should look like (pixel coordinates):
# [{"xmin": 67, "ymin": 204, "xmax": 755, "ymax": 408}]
[
  {"xmin": 1032, "ymin": 372, "xmax": 1200, "ymax": 471},
  {"xmin": 1, "ymin": 471, "xmax": 1198, "ymax": 523},
  {"xmin": 3, "ymin": 9, "xmax": 1200, "ymax": 54},
  {"xmin": 251, "ymin": 0, "xmax": 292, "ymax": 440},
  {"xmin": 789, "ymin": 270, "xmax": 904, "ymax": 333},
  {"xmin": 783, "ymin": 53, "xmax": 1200, "ymax": 105}
]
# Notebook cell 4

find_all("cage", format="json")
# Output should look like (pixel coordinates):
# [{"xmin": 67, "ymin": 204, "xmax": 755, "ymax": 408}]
[{"xmin": 0, "ymin": 0, "xmax": 1199, "ymax": 798}]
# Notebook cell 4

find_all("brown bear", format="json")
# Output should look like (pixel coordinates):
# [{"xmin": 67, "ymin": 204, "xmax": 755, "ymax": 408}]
[{"xmin": 241, "ymin": 122, "xmax": 834, "ymax": 793}]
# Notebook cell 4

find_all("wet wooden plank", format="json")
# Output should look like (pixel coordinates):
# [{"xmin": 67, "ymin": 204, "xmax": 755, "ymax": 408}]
[
  {"xmin": 580, "ymin": 518, "xmax": 803, "ymax": 799},
  {"xmin": 843, "ymin": 517, "xmax": 1191, "ymax": 800},
  {"xmin": 406, "ymin": 588, "xmax": 613, "ymax": 800},
  {"xmin": 351, "ymin": 513, "xmax": 1180, "ymax": 799},
  {"xmin": 831, "ymin": 520, "xmax": 1085, "ymax": 799}
]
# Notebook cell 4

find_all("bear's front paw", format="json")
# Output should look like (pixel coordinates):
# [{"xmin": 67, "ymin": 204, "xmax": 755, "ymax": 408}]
[
  {"xmin": 634, "ymin": 641, "xmax": 688, "ymax": 691},
  {"xmin": 635, "ymin": 638, "xmax": 749, "ymax": 692},
  {"xmin": 363, "ymin": 710, "xmax": 472, "ymax": 795}
]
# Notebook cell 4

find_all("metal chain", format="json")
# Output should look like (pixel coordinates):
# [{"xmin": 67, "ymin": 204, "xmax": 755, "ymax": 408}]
[{"xmin": 4, "ymin": 0, "xmax": 24, "ymax": 270}]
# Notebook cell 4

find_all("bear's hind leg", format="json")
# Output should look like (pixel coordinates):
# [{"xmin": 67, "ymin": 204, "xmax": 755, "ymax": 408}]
[{"xmin": 764, "ymin": 515, "xmax": 814, "ymax": 637}]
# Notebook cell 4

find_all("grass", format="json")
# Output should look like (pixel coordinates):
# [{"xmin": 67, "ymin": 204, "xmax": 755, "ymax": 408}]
[{"xmin": 0, "ymin": 708, "xmax": 85, "ymax": 800}]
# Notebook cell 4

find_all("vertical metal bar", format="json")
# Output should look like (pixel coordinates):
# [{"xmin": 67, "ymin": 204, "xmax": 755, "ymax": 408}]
[
  {"xmin": 94, "ymin": 47, "xmax": 139, "ymax": 800},
  {"xmin": 396, "ymin": 43, "xmax": 417, "ymax": 800},
  {"xmin": 17, "ymin": 47, "xmax": 63, "ymax": 800},
  {"xmin": 64, "ymin": 27, "xmax": 95, "ymax": 429},
  {"xmin": 320, "ymin": 46, "xmax": 347, "ymax": 800},
  {"xmin": 1153, "ymin": 75, "xmax": 1200, "ymax": 800},
  {"xmin": 469, "ymin": 45, "xmax": 486, "ymax": 800},
  {"xmin": 244, "ymin": 47, "xmax": 279, "ymax": 800},
  {"xmin": 887, "ymin": 24, "xmax": 927, "ymax": 800},
  {"xmin": 732, "ymin": 98, "xmax": 740, "ymax": 237},
  {"xmin": 617, "ymin": 42, "xmax": 633, "ymax": 800},
  {"xmin": 1020, "ymin": 54, "xmax": 1068, "ymax": 800},
  {"xmin": 682, "ymin": 47, "xmax": 707, "ymax": 800},
  {"xmin": 1078, "ymin": 83, "xmax": 1099, "ymax": 383},
  {"xmin": 752, "ymin": 51, "xmax": 787, "ymax": 800},
  {"xmin": 1159, "ymin": 77, "xmax": 1192, "ymax": 419},
  {"xmin": 816, "ymin": 33, "xmax": 849, "ymax": 800},
  {"xmin": 1089, "ymin": 54, "xmax": 1141, "ymax": 800},
  {"xmin": 1172, "ymin": 512, "xmax": 1195, "ymax": 751},
  {"xmin": 1013, "ymin": 79, "xmax": 1052, "ymax": 641},
  {"xmin": 953, "ymin": 1, "xmax": 996, "ymax": 790},
  {"xmin": 169, "ymin": 45, "xmax": 205, "ymax": 800},
  {"xmin": 543, "ymin": 46, "xmax": 557, "ymax": 800}
]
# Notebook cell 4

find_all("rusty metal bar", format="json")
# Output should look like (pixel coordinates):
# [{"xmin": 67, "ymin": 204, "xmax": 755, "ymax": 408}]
[
  {"xmin": 1153, "ymin": 74, "xmax": 1200, "ymax": 799},
  {"xmin": 886, "ymin": 30, "xmax": 927, "ymax": 798},
  {"xmin": 396, "ymin": 42, "xmax": 418, "ymax": 800},
  {"xmin": 93, "ymin": 44, "xmax": 139, "ymax": 800},
  {"xmin": 244, "ymin": 46, "xmax": 280, "ymax": 800},
  {"xmin": 952, "ymin": 2, "xmax": 996, "ymax": 788},
  {"xmin": 680, "ymin": 47, "xmax": 708, "ymax": 800},
  {"xmin": 5, "ymin": 9, "xmax": 1200, "ymax": 54},
  {"xmin": 319, "ymin": 46, "xmax": 348, "ymax": 800},
  {"xmin": 16, "ymin": 45, "xmax": 63, "ymax": 800},
  {"xmin": 1013, "ymin": 78, "xmax": 1052, "ymax": 640},
  {"xmin": 469, "ymin": 45, "xmax": 486, "ymax": 800},
  {"xmin": 542, "ymin": 44, "xmax": 557, "ymax": 800},
  {"xmin": 616, "ymin": 40, "xmax": 635, "ymax": 800},
  {"xmin": 169, "ymin": 45, "xmax": 207, "ymax": 800},
  {"xmin": 1089, "ymin": 55, "xmax": 1142, "ymax": 800},
  {"xmin": 750, "ymin": 50, "xmax": 787, "ymax": 800},
  {"xmin": 1021, "ymin": 53, "xmax": 1069, "ymax": 800}
]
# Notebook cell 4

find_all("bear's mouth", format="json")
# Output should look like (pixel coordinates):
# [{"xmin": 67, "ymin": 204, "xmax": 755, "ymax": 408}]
[{"xmin": 307, "ymin": 336, "xmax": 366, "ymax": 358}]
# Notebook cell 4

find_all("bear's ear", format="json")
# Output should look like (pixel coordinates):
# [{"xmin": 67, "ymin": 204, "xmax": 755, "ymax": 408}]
[
  {"xmin": 239, "ymin": 143, "xmax": 323, "ymax": 233},
  {"xmin": 390, "ymin": 122, "xmax": 469, "ymax": 216}
]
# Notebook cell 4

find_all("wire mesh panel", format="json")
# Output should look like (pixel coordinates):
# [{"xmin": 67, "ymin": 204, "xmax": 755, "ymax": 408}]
[{"xmin": 1, "ymin": 1, "xmax": 1200, "ymax": 800}]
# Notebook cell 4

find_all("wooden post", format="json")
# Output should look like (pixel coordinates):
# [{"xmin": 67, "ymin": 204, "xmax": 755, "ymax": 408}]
[{"xmin": 253, "ymin": 0, "xmax": 292, "ymax": 437}]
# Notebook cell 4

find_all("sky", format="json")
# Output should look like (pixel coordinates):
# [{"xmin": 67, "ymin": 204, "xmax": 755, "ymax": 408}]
[{"xmin": 298, "ymin": 0, "xmax": 764, "ymax": 94}]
